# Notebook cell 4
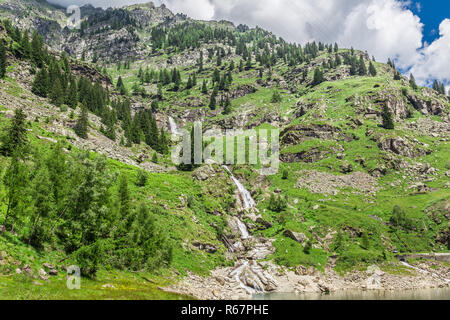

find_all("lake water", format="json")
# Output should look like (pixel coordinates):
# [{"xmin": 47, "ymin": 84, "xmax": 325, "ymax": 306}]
[{"xmin": 253, "ymin": 288, "xmax": 450, "ymax": 300}]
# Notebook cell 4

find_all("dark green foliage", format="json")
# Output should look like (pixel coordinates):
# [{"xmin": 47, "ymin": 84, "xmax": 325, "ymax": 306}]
[
  {"xmin": 271, "ymin": 90, "xmax": 282, "ymax": 103},
  {"xmin": 303, "ymin": 240, "xmax": 312, "ymax": 254},
  {"xmin": 390, "ymin": 206, "xmax": 415, "ymax": 231},
  {"xmin": 0, "ymin": 108, "xmax": 29, "ymax": 157},
  {"xmin": 312, "ymin": 68, "xmax": 324, "ymax": 86},
  {"xmin": 381, "ymin": 105, "xmax": 395, "ymax": 130},
  {"xmin": 369, "ymin": 61, "xmax": 377, "ymax": 76},
  {"xmin": 32, "ymin": 67, "xmax": 50, "ymax": 97},
  {"xmin": 75, "ymin": 106, "xmax": 89, "ymax": 139},
  {"xmin": 409, "ymin": 74, "xmax": 418, "ymax": 90},
  {"xmin": 358, "ymin": 56, "xmax": 367, "ymax": 76},
  {"xmin": 432, "ymin": 80, "xmax": 446, "ymax": 95},
  {"xmin": 136, "ymin": 170, "xmax": 148, "ymax": 187},
  {"xmin": 282, "ymin": 169, "xmax": 289, "ymax": 180},
  {"xmin": 116, "ymin": 76, "xmax": 127, "ymax": 95},
  {"xmin": 268, "ymin": 194, "xmax": 287, "ymax": 212},
  {"xmin": 0, "ymin": 39, "xmax": 6, "ymax": 79}
]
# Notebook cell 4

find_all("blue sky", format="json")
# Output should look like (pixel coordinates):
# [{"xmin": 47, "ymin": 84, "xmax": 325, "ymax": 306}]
[{"xmin": 410, "ymin": 0, "xmax": 450, "ymax": 44}]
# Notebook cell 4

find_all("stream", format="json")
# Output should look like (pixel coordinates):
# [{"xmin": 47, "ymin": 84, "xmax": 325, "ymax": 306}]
[
  {"xmin": 222, "ymin": 166, "xmax": 276, "ymax": 294},
  {"xmin": 169, "ymin": 116, "xmax": 178, "ymax": 135}
]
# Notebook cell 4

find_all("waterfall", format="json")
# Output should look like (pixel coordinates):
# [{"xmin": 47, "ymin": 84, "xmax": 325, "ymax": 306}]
[
  {"xmin": 169, "ymin": 117, "xmax": 178, "ymax": 135},
  {"xmin": 222, "ymin": 166, "xmax": 256, "ymax": 210},
  {"xmin": 236, "ymin": 218, "xmax": 250, "ymax": 240}
]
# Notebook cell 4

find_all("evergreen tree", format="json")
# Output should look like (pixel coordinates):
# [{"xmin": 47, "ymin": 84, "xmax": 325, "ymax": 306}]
[
  {"xmin": 116, "ymin": 76, "xmax": 127, "ymax": 95},
  {"xmin": 381, "ymin": 105, "xmax": 395, "ymax": 130},
  {"xmin": 0, "ymin": 108, "xmax": 29, "ymax": 157},
  {"xmin": 50, "ymin": 77, "xmax": 64, "ymax": 107},
  {"xmin": 0, "ymin": 40, "xmax": 6, "ymax": 79},
  {"xmin": 409, "ymin": 74, "xmax": 418, "ymax": 90},
  {"xmin": 32, "ymin": 67, "xmax": 50, "ymax": 97},
  {"xmin": 312, "ymin": 68, "xmax": 324, "ymax": 86},
  {"xmin": 369, "ymin": 61, "xmax": 377, "ymax": 76},
  {"xmin": 202, "ymin": 79, "xmax": 208, "ymax": 94},
  {"xmin": 358, "ymin": 56, "xmax": 367, "ymax": 76},
  {"xmin": 66, "ymin": 78, "xmax": 78, "ymax": 108},
  {"xmin": 75, "ymin": 106, "xmax": 89, "ymax": 139},
  {"xmin": 209, "ymin": 91, "xmax": 217, "ymax": 110}
]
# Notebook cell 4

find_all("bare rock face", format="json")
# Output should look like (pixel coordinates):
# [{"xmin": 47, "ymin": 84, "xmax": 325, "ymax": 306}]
[
  {"xmin": 281, "ymin": 147, "xmax": 342, "ymax": 163},
  {"xmin": 281, "ymin": 124, "xmax": 356, "ymax": 145},
  {"xmin": 377, "ymin": 136, "xmax": 431, "ymax": 158}
]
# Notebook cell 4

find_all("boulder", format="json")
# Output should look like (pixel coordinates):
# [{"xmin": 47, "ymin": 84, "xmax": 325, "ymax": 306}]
[
  {"xmin": 192, "ymin": 165, "xmax": 216, "ymax": 181},
  {"xmin": 283, "ymin": 230, "xmax": 307, "ymax": 243}
]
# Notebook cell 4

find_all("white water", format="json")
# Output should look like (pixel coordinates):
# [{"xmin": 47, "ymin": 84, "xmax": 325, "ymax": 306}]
[
  {"xmin": 222, "ymin": 166, "xmax": 272, "ymax": 294},
  {"xmin": 222, "ymin": 166, "xmax": 256, "ymax": 210},
  {"xmin": 236, "ymin": 218, "xmax": 250, "ymax": 239},
  {"xmin": 169, "ymin": 117, "xmax": 178, "ymax": 135}
]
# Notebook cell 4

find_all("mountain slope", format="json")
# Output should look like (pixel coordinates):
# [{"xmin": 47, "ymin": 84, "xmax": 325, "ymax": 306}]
[{"xmin": 0, "ymin": 1, "xmax": 449, "ymax": 299}]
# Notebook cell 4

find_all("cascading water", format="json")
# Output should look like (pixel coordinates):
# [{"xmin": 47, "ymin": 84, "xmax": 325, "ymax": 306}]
[
  {"xmin": 222, "ymin": 166, "xmax": 276, "ymax": 294},
  {"xmin": 222, "ymin": 166, "xmax": 256, "ymax": 210},
  {"xmin": 169, "ymin": 117, "xmax": 178, "ymax": 135}
]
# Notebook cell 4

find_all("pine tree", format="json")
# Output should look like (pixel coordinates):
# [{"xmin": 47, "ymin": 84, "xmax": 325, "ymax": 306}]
[
  {"xmin": 222, "ymin": 96, "xmax": 231, "ymax": 115},
  {"xmin": 202, "ymin": 79, "xmax": 208, "ymax": 94},
  {"xmin": 75, "ymin": 106, "xmax": 89, "ymax": 139},
  {"xmin": 209, "ymin": 91, "xmax": 217, "ymax": 110},
  {"xmin": 381, "ymin": 105, "xmax": 395, "ymax": 130},
  {"xmin": 117, "ymin": 76, "xmax": 127, "ymax": 96},
  {"xmin": 369, "ymin": 61, "xmax": 377, "ymax": 76},
  {"xmin": 50, "ymin": 77, "xmax": 64, "ymax": 107},
  {"xmin": 409, "ymin": 73, "xmax": 418, "ymax": 90},
  {"xmin": 312, "ymin": 68, "xmax": 324, "ymax": 86},
  {"xmin": 358, "ymin": 56, "xmax": 367, "ymax": 76},
  {"xmin": 32, "ymin": 68, "xmax": 50, "ymax": 97},
  {"xmin": 0, "ymin": 40, "xmax": 7, "ymax": 79},
  {"xmin": 66, "ymin": 78, "xmax": 78, "ymax": 108},
  {"xmin": 0, "ymin": 108, "xmax": 29, "ymax": 157}
]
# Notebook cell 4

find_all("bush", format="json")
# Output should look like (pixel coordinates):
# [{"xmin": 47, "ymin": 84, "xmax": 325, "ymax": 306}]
[
  {"xmin": 136, "ymin": 170, "xmax": 148, "ymax": 187},
  {"xmin": 268, "ymin": 194, "xmax": 287, "ymax": 212},
  {"xmin": 390, "ymin": 205, "xmax": 416, "ymax": 231},
  {"xmin": 271, "ymin": 90, "xmax": 282, "ymax": 103},
  {"xmin": 282, "ymin": 169, "xmax": 289, "ymax": 180}
]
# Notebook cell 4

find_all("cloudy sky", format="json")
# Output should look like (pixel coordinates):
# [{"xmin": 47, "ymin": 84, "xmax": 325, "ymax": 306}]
[{"xmin": 47, "ymin": 0, "xmax": 449, "ymax": 90}]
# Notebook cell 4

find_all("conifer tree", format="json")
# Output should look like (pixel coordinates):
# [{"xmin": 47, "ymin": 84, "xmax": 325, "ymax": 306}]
[
  {"xmin": 312, "ymin": 68, "xmax": 324, "ymax": 86},
  {"xmin": 409, "ymin": 74, "xmax": 418, "ymax": 90},
  {"xmin": 0, "ymin": 40, "xmax": 7, "ymax": 79},
  {"xmin": 75, "ymin": 106, "xmax": 89, "ymax": 139},
  {"xmin": 381, "ymin": 105, "xmax": 395, "ymax": 130},
  {"xmin": 358, "ymin": 56, "xmax": 367, "ymax": 76},
  {"xmin": 0, "ymin": 108, "xmax": 29, "ymax": 157},
  {"xmin": 32, "ymin": 67, "xmax": 50, "ymax": 97},
  {"xmin": 50, "ymin": 77, "xmax": 64, "ymax": 107},
  {"xmin": 369, "ymin": 61, "xmax": 377, "ymax": 76},
  {"xmin": 202, "ymin": 79, "xmax": 208, "ymax": 94}
]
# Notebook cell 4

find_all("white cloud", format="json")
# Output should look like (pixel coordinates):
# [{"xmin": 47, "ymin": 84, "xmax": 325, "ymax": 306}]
[
  {"xmin": 158, "ymin": 0, "xmax": 215, "ymax": 20},
  {"xmin": 409, "ymin": 19, "xmax": 450, "ymax": 86},
  {"xmin": 46, "ymin": 0, "xmax": 449, "ymax": 86}
]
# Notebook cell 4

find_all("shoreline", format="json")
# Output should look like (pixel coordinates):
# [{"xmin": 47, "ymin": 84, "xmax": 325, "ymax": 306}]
[{"xmin": 164, "ymin": 260, "xmax": 450, "ymax": 300}]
